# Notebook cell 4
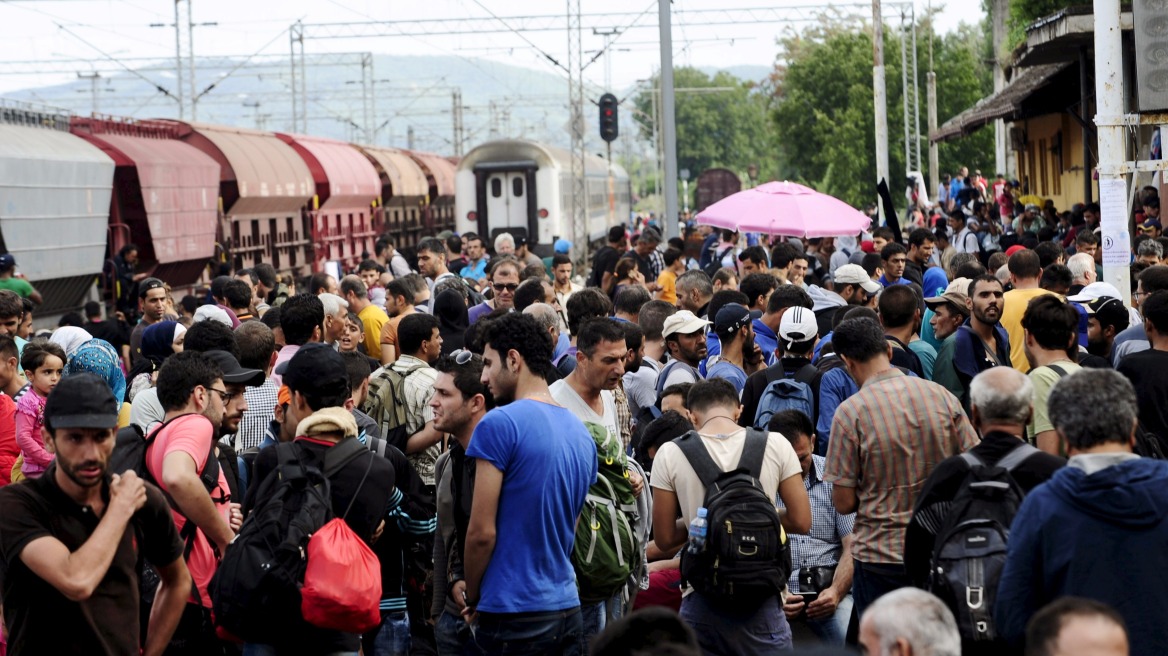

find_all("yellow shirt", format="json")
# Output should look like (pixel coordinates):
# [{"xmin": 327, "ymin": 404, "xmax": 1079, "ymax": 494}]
[
  {"xmin": 359, "ymin": 304, "xmax": 390, "ymax": 360},
  {"xmin": 1000, "ymin": 287, "xmax": 1055, "ymax": 372},
  {"xmin": 657, "ymin": 270, "xmax": 678, "ymax": 304}
]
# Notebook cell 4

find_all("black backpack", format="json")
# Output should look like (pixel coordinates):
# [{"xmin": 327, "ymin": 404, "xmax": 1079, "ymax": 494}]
[
  {"xmin": 111, "ymin": 415, "xmax": 221, "ymax": 495},
  {"xmin": 926, "ymin": 443, "xmax": 1037, "ymax": 645},
  {"xmin": 676, "ymin": 429, "xmax": 790, "ymax": 610},
  {"xmin": 210, "ymin": 438, "xmax": 369, "ymax": 643},
  {"xmin": 703, "ymin": 246, "xmax": 733, "ymax": 277}
]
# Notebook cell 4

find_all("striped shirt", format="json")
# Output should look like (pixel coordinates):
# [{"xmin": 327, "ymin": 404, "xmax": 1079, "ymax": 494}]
[
  {"xmin": 777, "ymin": 455, "xmax": 855, "ymax": 593},
  {"xmin": 824, "ymin": 368, "xmax": 977, "ymax": 564},
  {"xmin": 232, "ymin": 378, "xmax": 279, "ymax": 451}
]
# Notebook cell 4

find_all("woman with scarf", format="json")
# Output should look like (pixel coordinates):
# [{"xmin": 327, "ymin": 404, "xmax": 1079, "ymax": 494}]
[
  {"xmin": 125, "ymin": 320, "xmax": 186, "ymax": 402},
  {"xmin": 64, "ymin": 338, "xmax": 131, "ymax": 428},
  {"xmin": 433, "ymin": 288, "xmax": 469, "ymax": 355}
]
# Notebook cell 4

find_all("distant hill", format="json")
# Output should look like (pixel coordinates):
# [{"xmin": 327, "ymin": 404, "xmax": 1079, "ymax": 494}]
[{"xmin": 699, "ymin": 65, "xmax": 772, "ymax": 84}]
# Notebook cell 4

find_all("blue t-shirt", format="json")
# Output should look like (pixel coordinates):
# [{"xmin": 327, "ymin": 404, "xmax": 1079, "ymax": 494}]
[
  {"xmin": 460, "ymin": 258, "xmax": 489, "ymax": 280},
  {"xmin": 699, "ymin": 331, "xmax": 721, "ymax": 377},
  {"xmin": 752, "ymin": 318, "xmax": 779, "ymax": 365},
  {"xmin": 922, "ymin": 266, "xmax": 949, "ymax": 298},
  {"xmin": 878, "ymin": 275, "xmax": 912, "ymax": 288},
  {"xmin": 465, "ymin": 400, "xmax": 597, "ymax": 613},
  {"xmin": 707, "ymin": 360, "xmax": 747, "ymax": 395}
]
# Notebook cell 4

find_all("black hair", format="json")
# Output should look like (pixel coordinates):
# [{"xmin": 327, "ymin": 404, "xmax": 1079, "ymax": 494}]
[
  {"xmin": 739, "ymin": 273, "xmax": 778, "ymax": 308},
  {"xmin": 663, "ymin": 248, "xmax": 683, "ymax": 267},
  {"xmin": 446, "ymin": 234, "xmax": 462, "ymax": 254},
  {"xmin": 483, "ymin": 312, "xmax": 555, "ymax": 378},
  {"xmin": 260, "ymin": 306, "xmax": 281, "ymax": 332},
  {"xmin": 769, "ymin": 243, "xmax": 801, "ymax": 270},
  {"xmin": 252, "ymin": 263, "xmax": 278, "ymax": 288},
  {"xmin": 638, "ymin": 300, "xmax": 677, "ymax": 341},
  {"xmin": 710, "ymin": 268, "xmax": 737, "ymax": 288},
  {"xmin": 339, "ymin": 350, "xmax": 371, "ymax": 392},
  {"xmin": 880, "ymin": 241, "xmax": 907, "ymax": 262},
  {"xmin": 280, "ymin": 294, "xmax": 324, "ymax": 346},
  {"xmin": 119, "ymin": 243, "xmax": 139, "ymax": 257},
  {"xmin": 1025, "ymin": 597, "xmax": 1127, "ymax": 656},
  {"xmin": 738, "ymin": 245, "xmax": 768, "ymax": 266},
  {"xmin": 417, "ymin": 237, "xmax": 445, "ymax": 257},
  {"xmin": 637, "ymin": 410, "xmax": 694, "ymax": 456},
  {"xmin": 660, "ymin": 382, "xmax": 692, "ymax": 407},
  {"xmin": 386, "ymin": 278, "xmax": 416, "ymax": 305},
  {"xmin": 210, "ymin": 275, "xmax": 232, "ymax": 301},
  {"xmin": 184, "ymin": 320, "xmax": 239, "ymax": 357},
  {"xmin": 433, "ymin": 352, "xmax": 493, "ymax": 409},
  {"xmin": 1139, "ymin": 264, "xmax": 1168, "ymax": 294},
  {"xmin": 872, "ymin": 227, "xmax": 896, "ymax": 241},
  {"xmin": 398, "ymin": 313, "xmax": 440, "ymax": 356},
  {"xmin": 1008, "ymin": 249, "xmax": 1042, "ymax": 279},
  {"xmin": 608, "ymin": 225, "xmax": 626, "ymax": 243},
  {"xmin": 877, "ymin": 285, "xmax": 919, "ymax": 329},
  {"xmin": 57, "ymin": 312, "xmax": 85, "ymax": 328},
  {"xmin": 766, "ymin": 285, "xmax": 814, "ymax": 314},
  {"xmin": 1021, "ymin": 295, "xmax": 1079, "ymax": 351},
  {"xmin": 155, "ymin": 351, "xmax": 224, "ymax": 412},
  {"xmin": 706, "ymin": 290, "xmax": 749, "ymax": 328},
  {"xmin": 180, "ymin": 295, "xmax": 202, "ymax": 316},
  {"xmin": 860, "ymin": 253, "xmax": 884, "ymax": 278},
  {"xmin": 967, "ymin": 274, "xmax": 1004, "ymax": 298},
  {"xmin": 339, "ymin": 275, "xmax": 367, "ymax": 299},
  {"xmin": 908, "ymin": 227, "xmax": 935, "ymax": 248},
  {"xmin": 577, "ymin": 318, "xmax": 628, "ymax": 358},
  {"xmin": 84, "ymin": 301, "xmax": 102, "ymax": 319},
  {"xmin": 0, "ymin": 290, "xmax": 21, "ymax": 319},
  {"xmin": 566, "ymin": 288, "xmax": 612, "ymax": 336},
  {"xmin": 520, "ymin": 264, "xmax": 547, "ymax": 281},
  {"xmin": 614, "ymin": 285, "xmax": 651, "ymax": 317},
  {"xmin": 1033, "ymin": 241, "xmax": 1064, "ymax": 269},
  {"xmin": 1039, "ymin": 263, "xmax": 1073, "ymax": 293},
  {"xmin": 488, "ymin": 256, "xmax": 522, "ymax": 279},
  {"xmin": 552, "ymin": 253, "xmax": 571, "ymax": 267},
  {"xmin": 0, "ymin": 334, "xmax": 17, "ymax": 360},
  {"xmin": 622, "ymin": 321, "xmax": 644, "ymax": 354},
  {"xmin": 1142, "ymin": 290, "xmax": 1168, "ymax": 334},
  {"xmin": 686, "ymin": 378, "xmax": 740, "ymax": 414},
  {"xmin": 513, "ymin": 279, "xmax": 549, "ymax": 313},
  {"xmin": 297, "ymin": 374, "xmax": 352, "ymax": 413},
  {"xmin": 234, "ymin": 321, "xmax": 275, "ymax": 371},
  {"xmin": 832, "ymin": 317, "xmax": 888, "ymax": 362},
  {"xmin": 236, "ymin": 268, "xmax": 258, "ymax": 285},
  {"xmin": 768, "ymin": 409, "xmax": 815, "ymax": 442},
  {"xmin": 21, "ymin": 339, "xmax": 65, "ymax": 374},
  {"xmin": 1076, "ymin": 230, "xmax": 1099, "ymax": 246},
  {"xmin": 307, "ymin": 272, "xmax": 334, "ymax": 296},
  {"xmin": 222, "ymin": 279, "xmax": 253, "ymax": 310},
  {"xmin": 954, "ymin": 260, "xmax": 988, "ymax": 281}
]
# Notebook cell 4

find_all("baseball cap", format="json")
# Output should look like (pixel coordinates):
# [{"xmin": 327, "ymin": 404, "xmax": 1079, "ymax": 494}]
[
  {"xmin": 515, "ymin": 235, "xmax": 529, "ymax": 248},
  {"xmin": 1145, "ymin": 197, "xmax": 1160, "ymax": 209},
  {"xmin": 554, "ymin": 239, "xmax": 573, "ymax": 254},
  {"xmin": 1082, "ymin": 295, "xmax": 1125, "ymax": 316},
  {"xmin": 1005, "ymin": 245, "xmax": 1027, "ymax": 257},
  {"xmin": 662, "ymin": 310, "xmax": 710, "ymax": 338},
  {"xmin": 0, "ymin": 253, "xmax": 15, "ymax": 270},
  {"xmin": 924, "ymin": 277, "xmax": 972, "ymax": 315},
  {"xmin": 43, "ymin": 372, "xmax": 119, "ymax": 430},
  {"xmin": 779, "ymin": 306, "xmax": 818, "ymax": 347},
  {"xmin": 1067, "ymin": 281, "xmax": 1125, "ymax": 303},
  {"xmin": 714, "ymin": 303, "xmax": 761, "ymax": 335},
  {"xmin": 274, "ymin": 342, "xmax": 349, "ymax": 395},
  {"xmin": 139, "ymin": 277, "xmax": 166, "ymax": 298},
  {"xmin": 833, "ymin": 264, "xmax": 882, "ymax": 295},
  {"xmin": 860, "ymin": 240, "xmax": 875, "ymax": 253},
  {"xmin": 203, "ymin": 350, "xmax": 265, "ymax": 387},
  {"xmin": 1142, "ymin": 218, "xmax": 1162, "ymax": 230},
  {"xmin": 436, "ymin": 230, "xmax": 455, "ymax": 241}
]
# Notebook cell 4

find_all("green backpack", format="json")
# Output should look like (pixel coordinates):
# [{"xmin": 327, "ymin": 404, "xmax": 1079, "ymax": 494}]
[{"xmin": 573, "ymin": 421, "xmax": 639, "ymax": 604}]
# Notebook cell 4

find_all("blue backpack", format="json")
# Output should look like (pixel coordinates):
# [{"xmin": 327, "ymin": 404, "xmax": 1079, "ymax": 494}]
[{"xmin": 752, "ymin": 364, "xmax": 821, "ymax": 429}]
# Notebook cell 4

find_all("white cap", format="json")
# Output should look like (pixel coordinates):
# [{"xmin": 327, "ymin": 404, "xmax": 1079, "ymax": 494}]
[
  {"xmin": 662, "ymin": 310, "xmax": 710, "ymax": 338},
  {"xmin": 779, "ymin": 306, "xmax": 819, "ymax": 348},
  {"xmin": 194, "ymin": 305, "xmax": 233, "ymax": 328},
  {"xmin": 1067, "ymin": 281, "xmax": 1124, "ymax": 303},
  {"xmin": 833, "ymin": 264, "xmax": 882, "ymax": 295}
]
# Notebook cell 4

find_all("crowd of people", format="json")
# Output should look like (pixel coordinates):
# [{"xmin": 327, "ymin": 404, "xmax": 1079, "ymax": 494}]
[{"xmin": 0, "ymin": 179, "xmax": 1163, "ymax": 656}]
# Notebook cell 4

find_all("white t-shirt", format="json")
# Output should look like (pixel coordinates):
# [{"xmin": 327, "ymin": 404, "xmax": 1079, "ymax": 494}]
[{"xmin": 549, "ymin": 379, "xmax": 619, "ymax": 443}]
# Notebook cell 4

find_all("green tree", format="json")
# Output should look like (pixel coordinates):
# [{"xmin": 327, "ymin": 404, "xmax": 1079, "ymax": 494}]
[{"xmin": 633, "ymin": 68, "xmax": 778, "ymax": 189}]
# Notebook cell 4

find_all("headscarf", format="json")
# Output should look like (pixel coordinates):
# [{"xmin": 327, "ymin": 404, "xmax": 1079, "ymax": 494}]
[
  {"xmin": 126, "ymin": 321, "xmax": 185, "ymax": 401},
  {"xmin": 434, "ymin": 288, "xmax": 469, "ymax": 355},
  {"xmin": 64, "ymin": 338, "xmax": 127, "ymax": 404},
  {"xmin": 49, "ymin": 326, "xmax": 92, "ymax": 358}
]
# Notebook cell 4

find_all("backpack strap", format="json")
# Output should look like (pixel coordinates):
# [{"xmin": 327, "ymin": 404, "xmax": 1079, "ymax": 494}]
[
  {"xmin": 339, "ymin": 448, "xmax": 375, "ymax": 521},
  {"xmin": 959, "ymin": 451, "xmax": 984, "ymax": 468},
  {"xmin": 995, "ymin": 443, "xmax": 1040, "ymax": 472},
  {"xmin": 1046, "ymin": 364, "xmax": 1071, "ymax": 378},
  {"xmin": 736, "ymin": 428, "xmax": 769, "ymax": 480},
  {"xmin": 324, "ymin": 437, "xmax": 369, "ymax": 478},
  {"xmin": 792, "ymin": 363, "xmax": 819, "ymax": 385},
  {"xmin": 674, "ymin": 430, "xmax": 725, "ymax": 489}
]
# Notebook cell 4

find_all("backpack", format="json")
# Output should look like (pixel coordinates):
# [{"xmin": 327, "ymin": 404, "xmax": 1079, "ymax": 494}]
[
  {"xmin": 655, "ymin": 359, "xmax": 699, "ymax": 401},
  {"xmin": 572, "ymin": 421, "xmax": 639, "ymax": 605},
  {"xmin": 926, "ymin": 443, "xmax": 1038, "ymax": 644},
  {"xmin": 210, "ymin": 438, "xmax": 370, "ymax": 643},
  {"xmin": 703, "ymin": 246, "xmax": 733, "ymax": 277},
  {"xmin": 111, "ymin": 415, "xmax": 221, "ymax": 494},
  {"xmin": 753, "ymin": 363, "xmax": 821, "ymax": 430},
  {"xmin": 676, "ymin": 429, "xmax": 791, "ymax": 610},
  {"xmin": 362, "ymin": 363, "xmax": 426, "ymax": 453}
]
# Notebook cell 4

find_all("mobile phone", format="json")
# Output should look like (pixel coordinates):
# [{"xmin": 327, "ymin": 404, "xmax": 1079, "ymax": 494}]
[{"xmin": 799, "ymin": 591, "xmax": 819, "ymax": 603}]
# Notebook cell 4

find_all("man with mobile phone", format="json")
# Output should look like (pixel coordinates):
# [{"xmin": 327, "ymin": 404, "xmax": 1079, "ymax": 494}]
[{"xmin": 771, "ymin": 410, "xmax": 856, "ymax": 646}]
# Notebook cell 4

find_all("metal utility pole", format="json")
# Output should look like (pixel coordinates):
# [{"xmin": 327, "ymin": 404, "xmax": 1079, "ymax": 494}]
[
  {"xmin": 452, "ymin": 88, "xmax": 465, "ymax": 157},
  {"xmin": 659, "ymin": 0, "xmax": 680, "ymax": 240},
  {"xmin": 407, "ymin": 126, "xmax": 416, "ymax": 150},
  {"xmin": 872, "ymin": 0, "xmax": 890, "ymax": 221},
  {"xmin": 77, "ymin": 71, "xmax": 102, "ymax": 114},
  {"xmin": 361, "ymin": 54, "xmax": 373, "ymax": 143},
  {"xmin": 1093, "ymin": 0, "xmax": 1130, "ymax": 302},
  {"xmin": 992, "ymin": 0, "xmax": 1008, "ymax": 175},
  {"xmin": 290, "ymin": 22, "xmax": 305, "ymax": 132},
  {"xmin": 172, "ymin": 1, "xmax": 185, "ymax": 119},
  {"xmin": 593, "ymin": 27, "xmax": 621, "ymax": 92},
  {"xmin": 927, "ymin": 0, "xmax": 938, "ymax": 194},
  {"xmin": 151, "ymin": 0, "xmax": 214, "ymax": 120},
  {"xmin": 567, "ymin": 0, "xmax": 588, "ymax": 260}
]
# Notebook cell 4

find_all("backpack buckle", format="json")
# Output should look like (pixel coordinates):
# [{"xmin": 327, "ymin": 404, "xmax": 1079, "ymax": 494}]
[{"xmin": 967, "ymin": 587, "xmax": 984, "ymax": 609}]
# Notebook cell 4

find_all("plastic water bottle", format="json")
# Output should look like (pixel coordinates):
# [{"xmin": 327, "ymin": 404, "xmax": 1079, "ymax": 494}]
[{"xmin": 687, "ymin": 507, "xmax": 709, "ymax": 555}]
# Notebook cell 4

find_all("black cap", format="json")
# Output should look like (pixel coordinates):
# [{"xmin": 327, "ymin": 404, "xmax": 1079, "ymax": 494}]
[
  {"xmin": 203, "ymin": 350, "xmax": 265, "ymax": 387},
  {"xmin": 714, "ymin": 303, "xmax": 761, "ymax": 335},
  {"xmin": 44, "ymin": 372, "xmax": 118, "ymax": 431},
  {"xmin": 274, "ymin": 343, "xmax": 349, "ymax": 395},
  {"xmin": 139, "ymin": 278, "xmax": 166, "ymax": 298}
]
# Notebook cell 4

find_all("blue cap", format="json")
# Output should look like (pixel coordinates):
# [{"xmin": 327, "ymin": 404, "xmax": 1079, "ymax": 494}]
[
  {"xmin": 554, "ymin": 239, "xmax": 572, "ymax": 253},
  {"xmin": 0, "ymin": 254, "xmax": 15, "ymax": 270}
]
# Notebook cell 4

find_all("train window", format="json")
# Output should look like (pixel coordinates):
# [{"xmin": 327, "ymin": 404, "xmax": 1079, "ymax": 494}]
[
  {"xmin": 491, "ymin": 178, "xmax": 503, "ymax": 198},
  {"xmin": 512, "ymin": 177, "xmax": 524, "ymax": 198}
]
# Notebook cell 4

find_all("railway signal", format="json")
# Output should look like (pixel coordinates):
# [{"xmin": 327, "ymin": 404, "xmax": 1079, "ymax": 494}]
[{"xmin": 598, "ymin": 93, "xmax": 619, "ymax": 143}]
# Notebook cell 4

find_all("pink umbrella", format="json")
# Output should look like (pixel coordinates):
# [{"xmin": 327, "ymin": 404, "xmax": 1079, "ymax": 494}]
[{"xmin": 695, "ymin": 181, "xmax": 872, "ymax": 238}]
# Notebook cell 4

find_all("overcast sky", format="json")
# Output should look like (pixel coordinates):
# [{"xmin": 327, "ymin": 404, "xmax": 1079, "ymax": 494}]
[{"xmin": 0, "ymin": 0, "xmax": 984, "ymax": 97}]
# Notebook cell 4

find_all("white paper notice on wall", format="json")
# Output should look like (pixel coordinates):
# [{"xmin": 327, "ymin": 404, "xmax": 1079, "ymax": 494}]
[{"xmin": 1099, "ymin": 178, "xmax": 1131, "ymax": 267}]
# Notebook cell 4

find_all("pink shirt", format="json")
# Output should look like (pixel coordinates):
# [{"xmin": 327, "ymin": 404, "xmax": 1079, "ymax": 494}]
[{"xmin": 15, "ymin": 390, "xmax": 49, "ymax": 477}]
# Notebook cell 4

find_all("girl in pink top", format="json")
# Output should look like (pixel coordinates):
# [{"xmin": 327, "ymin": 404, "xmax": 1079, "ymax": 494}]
[{"xmin": 15, "ymin": 341, "xmax": 65, "ymax": 479}]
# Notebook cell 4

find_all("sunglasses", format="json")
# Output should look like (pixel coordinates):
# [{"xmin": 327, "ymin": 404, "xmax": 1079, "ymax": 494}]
[
  {"xmin": 493, "ymin": 282, "xmax": 519, "ymax": 292},
  {"xmin": 450, "ymin": 349, "xmax": 476, "ymax": 365}
]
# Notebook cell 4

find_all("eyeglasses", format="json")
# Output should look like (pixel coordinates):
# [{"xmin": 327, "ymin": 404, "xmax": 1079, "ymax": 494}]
[
  {"xmin": 207, "ymin": 387, "xmax": 240, "ymax": 404},
  {"xmin": 450, "ymin": 349, "xmax": 476, "ymax": 365},
  {"xmin": 493, "ymin": 282, "xmax": 519, "ymax": 292}
]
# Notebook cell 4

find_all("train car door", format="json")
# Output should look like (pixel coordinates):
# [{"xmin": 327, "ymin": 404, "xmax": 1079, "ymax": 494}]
[{"xmin": 485, "ymin": 171, "xmax": 528, "ymax": 231}]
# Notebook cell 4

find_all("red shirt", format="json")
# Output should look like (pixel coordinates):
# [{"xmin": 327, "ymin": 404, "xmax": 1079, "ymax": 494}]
[{"xmin": 0, "ymin": 394, "xmax": 18, "ymax": 485}]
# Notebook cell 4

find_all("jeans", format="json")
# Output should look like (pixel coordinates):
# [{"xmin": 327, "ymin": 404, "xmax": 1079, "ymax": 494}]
[
  {"xmin": 803, "ymin": 593, "xmax": 853, "ymax": 646},
  {"xmin": 679, "ymin": 592, "xmax": 792, "ymax": 655},
  {"xmin": 242, "ymin": 645, "xmax": 356, "ymax": 656},
  {"xmin": 370, "ymin": 611, "xmax": 411, "ymax": 656},
  {"xmin": 579, "ymin": 594, "xmax": 624, "ymax": 652},
  {"xmin": 435, "ymin": 610, "xmax": 481, "ymax": 656},
  {"xmin": 472, "ymin": 607, "xmax": 583, "ymax": 656},
  {"xmin": 851, "ymin": 561, "xmax": 910, "ymax": 621}
]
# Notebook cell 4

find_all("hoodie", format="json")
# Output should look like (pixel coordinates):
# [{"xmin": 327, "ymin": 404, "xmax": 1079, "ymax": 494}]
[
  {"xmin": 808, "ymin": 285, "xmax": 847, "ymax": 339},
  {"xmin": 995, "ymin": 457, "xmax": 1168, "ymax": 654}
]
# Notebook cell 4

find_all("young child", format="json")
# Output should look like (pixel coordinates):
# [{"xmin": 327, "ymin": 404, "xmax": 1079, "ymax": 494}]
[{"xmin": 15, "ymin": 340, "xmax": 65, "ymax": 480}]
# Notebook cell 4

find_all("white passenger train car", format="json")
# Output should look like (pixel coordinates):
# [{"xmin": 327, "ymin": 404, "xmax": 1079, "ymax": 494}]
[{"xmin": 454, "ymin": 139, "xmax": 630, "ymax": 255}]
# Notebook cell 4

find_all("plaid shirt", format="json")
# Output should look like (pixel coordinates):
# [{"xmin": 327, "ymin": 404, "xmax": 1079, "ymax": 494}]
[
  {"xmin": 232, "ymin": 377, "xmax": 279, "ymax": 451},
  {"xmin": 392, "ymin": 355, "xmax": 439, "ymax": 486},
  {"xmin": 777, "ymin": 455, "xmax": 855, "ymax": 593},
  {"xmin": 824, "ymin": 368, "xmax": 977, "ymax": 564},
  {"xmin": 613, "ymin": 383, "xmax": 633, "ymax": 449}
]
